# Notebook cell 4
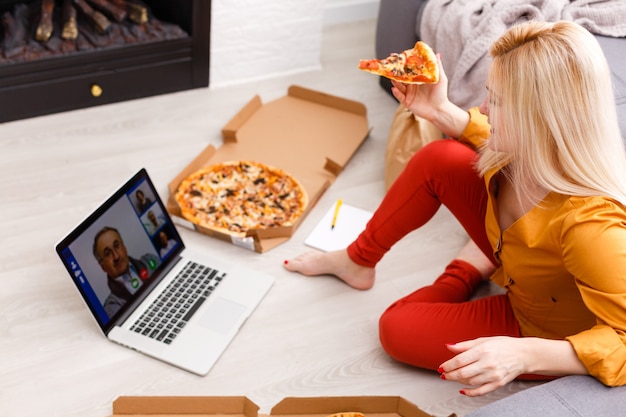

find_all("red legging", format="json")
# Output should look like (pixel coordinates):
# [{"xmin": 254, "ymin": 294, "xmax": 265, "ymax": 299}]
[{"xmin": 347, "ymin": 139, "xmax": 523, "ymax": 370}]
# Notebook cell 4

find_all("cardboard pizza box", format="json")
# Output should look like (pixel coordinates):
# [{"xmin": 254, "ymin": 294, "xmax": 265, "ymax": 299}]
[
  {"xmin": 108, "ymin": 395, "xmax": 456, "ymax": 417},
  {"xmin": 109, "ymin": 396, "xmax": 259, "ymax": 416},
  {"xmin": 167, "ymin": 85, "xmax": 370, "ymax": 253}
]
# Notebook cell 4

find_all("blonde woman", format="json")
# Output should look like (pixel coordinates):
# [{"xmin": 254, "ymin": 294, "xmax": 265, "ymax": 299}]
[{"xmin": 284, "ymin": 20, "xmax": 626, "ymax": 396}]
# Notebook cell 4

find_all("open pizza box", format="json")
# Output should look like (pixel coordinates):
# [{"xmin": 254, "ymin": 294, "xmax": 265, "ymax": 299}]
[
  {"xmin": 166, "ymin": 85, "xmax": 370, "ymax": 253},
  {"xmin": 108, "ymin": 395, "xmax": 456, "ymax": 417}
]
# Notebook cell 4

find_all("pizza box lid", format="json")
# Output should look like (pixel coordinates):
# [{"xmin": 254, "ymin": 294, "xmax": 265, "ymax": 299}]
[
  {"xmin": 108, "ymin": 396, "xmax": 455, "ymax": 417},
  {"xmin": 166, "ymin": 85, "xmax": 370, "ymax": 253}
]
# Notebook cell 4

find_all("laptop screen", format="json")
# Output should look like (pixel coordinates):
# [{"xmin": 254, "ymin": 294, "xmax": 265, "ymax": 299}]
[{"xmin": 56, "ymin": 169, "xmax": 185, "ymax": 333}]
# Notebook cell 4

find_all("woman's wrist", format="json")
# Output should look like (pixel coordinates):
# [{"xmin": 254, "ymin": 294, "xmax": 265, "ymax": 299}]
[
  {"xmin": 522, "ymin": 338, "xmax": 587, "ymax": 376},
  {"xmin": 430, "ymin": 100, "xmax": 470, "ymax": 138}
]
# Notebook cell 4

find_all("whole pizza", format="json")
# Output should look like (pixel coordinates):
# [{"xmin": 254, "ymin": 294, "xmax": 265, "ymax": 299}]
[
  {"xmin": 175, "ymin": 161, "xmax": 308, "ymax": 237},
  {"xmin": 358, "ymin": 41, "xmax": 439, "ymax": 84}
]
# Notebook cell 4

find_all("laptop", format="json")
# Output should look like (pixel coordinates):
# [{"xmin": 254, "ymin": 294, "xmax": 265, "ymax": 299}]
[{"xmin": 55, "ymin": 168, "xmax": 274, "ymax": 375}]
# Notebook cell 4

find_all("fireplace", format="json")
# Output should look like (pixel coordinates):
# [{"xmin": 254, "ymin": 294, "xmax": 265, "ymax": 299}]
[{"xmin": 0, "ymin": 0, "xmax": 210, "ymax": 123}]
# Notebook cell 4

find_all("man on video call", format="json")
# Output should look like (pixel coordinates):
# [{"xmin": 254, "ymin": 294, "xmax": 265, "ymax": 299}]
[{"xmin": 93, "ymin": 226, "xmax": 159, "ymax": 317}]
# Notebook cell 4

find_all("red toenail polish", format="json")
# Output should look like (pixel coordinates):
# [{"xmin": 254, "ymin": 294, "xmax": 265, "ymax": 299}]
[
  {"xmin": 440, "ymin": 374, "xmax": 446, "ymax": 380},
  {"xmin": 284, "ymin": 260, "xmax": 289, "ymax": 265},
  {"xmin": 437, "ymin": 366, "xmax": 444, "ymax": 373},
  {"xmin": 459, "ymin": 390, "xmax": 466, "ymax": 396}
]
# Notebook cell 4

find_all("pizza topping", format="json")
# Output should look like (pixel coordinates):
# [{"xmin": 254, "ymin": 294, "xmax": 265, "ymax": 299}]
[{"xmin": 175, "ymin": 161, "xmax": 308, "ymax": 237}]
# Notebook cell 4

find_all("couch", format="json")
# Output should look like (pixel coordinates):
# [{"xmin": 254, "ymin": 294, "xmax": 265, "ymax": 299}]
[{"xmin": 375, "ymin": 1, "xmax": 626, "ymax": 415}]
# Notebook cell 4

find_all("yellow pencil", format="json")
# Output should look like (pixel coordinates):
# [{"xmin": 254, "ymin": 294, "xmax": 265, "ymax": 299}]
[{"xmin": 331, "ymin": 199, "xmax": 343, "ymax": 230}]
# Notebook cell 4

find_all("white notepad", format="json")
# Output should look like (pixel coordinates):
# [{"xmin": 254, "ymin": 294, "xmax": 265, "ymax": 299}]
[{"xmin": 304, "ymin": 200, "xmax": 373, "ymax": 252}]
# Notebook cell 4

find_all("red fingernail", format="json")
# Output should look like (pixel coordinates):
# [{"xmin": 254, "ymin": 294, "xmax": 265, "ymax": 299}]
[
  {"xmin": 440, "ymin": 373, "xmax": 446, "ymax": 380},
  {"xmin": 284, "ymin": 260, "xmax": 289, "ymax": 265},
  {"xmin": 437, "ymin": 366, "xmax": 444, "ymax": 373},
  {"xmin": 459, "ymin": 390, "xmax": 466, "ymax": 396}
]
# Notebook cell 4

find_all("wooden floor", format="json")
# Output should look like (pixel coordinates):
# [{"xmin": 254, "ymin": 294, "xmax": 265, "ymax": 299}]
[{"xmin": 0, "ymin": 19, "xmax": 537, "ymax": 417}]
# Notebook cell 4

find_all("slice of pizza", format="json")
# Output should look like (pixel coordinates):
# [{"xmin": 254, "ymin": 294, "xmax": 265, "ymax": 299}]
[{"xmin": 358, "ymin": 41, "xmax": 439, "ymax": 84}]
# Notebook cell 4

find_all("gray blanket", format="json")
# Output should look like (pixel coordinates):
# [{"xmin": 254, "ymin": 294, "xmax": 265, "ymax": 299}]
[{"xmin": 420, "ymin": 0, "xmax": 626, "ymax": 109}]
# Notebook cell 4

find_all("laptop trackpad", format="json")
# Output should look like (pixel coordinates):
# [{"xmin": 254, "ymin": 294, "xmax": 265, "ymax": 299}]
[{"xmin": 197, "ymin": 297, "xmax": 247, "ymax": 335}]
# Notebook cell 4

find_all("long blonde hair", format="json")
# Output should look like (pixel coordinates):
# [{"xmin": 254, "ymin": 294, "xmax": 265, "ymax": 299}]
[{"xmin": 478, "ymin": 20, "xmax": 626, "ymax": 206}]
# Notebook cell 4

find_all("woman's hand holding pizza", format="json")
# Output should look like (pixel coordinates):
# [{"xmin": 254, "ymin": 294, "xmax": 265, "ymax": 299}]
[
  {"xmin": 391, "ymin": 54, "xmax": 448, "ymax": 119},
  {"xmin": 391, "ymin": 54, "xmax": 470, "ymax": 139}
]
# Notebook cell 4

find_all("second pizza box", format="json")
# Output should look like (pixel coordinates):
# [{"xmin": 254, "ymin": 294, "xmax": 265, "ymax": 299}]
[
  {"xmin": 167, "ymin": 85, "xmax": 370, "ymax": 253},
  {"xmin": 108, "ymin": 395, "xmax": 456, "ymax": 417}
]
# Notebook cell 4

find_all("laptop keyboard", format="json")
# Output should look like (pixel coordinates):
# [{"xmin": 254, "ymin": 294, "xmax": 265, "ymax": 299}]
[{"xmin": 129, "ymin": 261, "xmax": 226, "ymax": 345}]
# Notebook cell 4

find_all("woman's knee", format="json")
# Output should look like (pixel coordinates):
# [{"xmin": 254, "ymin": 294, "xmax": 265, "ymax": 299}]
[
  {"xmin": 378, "ymin": 299, "xmax": 458, "ymax": 370},
  {"xmin": 378, "ymin": 302, "xmax": 434, "ymax": 367},
  {"xmin": 378, "ymin": 304, "xmax": 409, "ymax": 361},
  {"xmin": 407, "ymin": 139, "xmax": 477, "ymax": 174}
]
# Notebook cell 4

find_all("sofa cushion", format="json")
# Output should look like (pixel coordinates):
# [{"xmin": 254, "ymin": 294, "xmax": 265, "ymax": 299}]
[
  {"xmin": 465, "ymin": 375, "xmax": 626, "ymax": 417},
  {"xmin": 596, "ymin": 35, "xmax": 626, "ymax": 141}
]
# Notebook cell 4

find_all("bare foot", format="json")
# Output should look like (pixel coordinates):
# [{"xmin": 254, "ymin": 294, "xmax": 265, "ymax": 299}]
[
  {"xmin": 283, "ymin": 250, "xmax": 375, "ymax": 290},
  {"xmin": 455, "ymin": 239, "xmax": 497, "ymax": 280}
]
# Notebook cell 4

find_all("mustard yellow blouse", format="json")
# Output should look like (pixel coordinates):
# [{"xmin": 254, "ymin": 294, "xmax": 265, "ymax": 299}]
[{"xmin": 459, "ymin": 107, "xmax": 626, "ymax": 386}]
